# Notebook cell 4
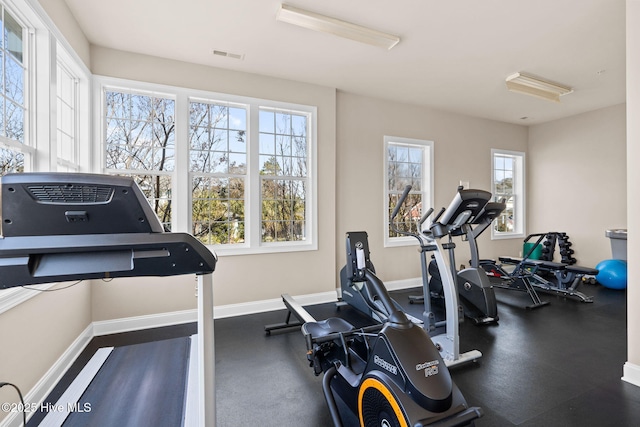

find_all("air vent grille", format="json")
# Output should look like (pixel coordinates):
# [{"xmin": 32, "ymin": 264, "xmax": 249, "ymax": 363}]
[
  {"xmin": 27, "ymin": 184, "xmax": 114, "ymax": 204},
  {"xmin": 212, "ymin": 49, "xmax": 244, "ymax": 60}
]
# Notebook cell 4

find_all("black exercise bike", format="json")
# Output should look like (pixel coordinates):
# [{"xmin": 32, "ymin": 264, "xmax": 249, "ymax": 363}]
[{"xmin": 267, "ymin": 231, "xmax": 483, "ymax": 426}]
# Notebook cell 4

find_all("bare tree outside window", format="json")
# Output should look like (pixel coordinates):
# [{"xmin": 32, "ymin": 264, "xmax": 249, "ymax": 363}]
[
  {"xmin": 104, "ymin": 90, "xmax": 175, "ymax": 230},
  {"xmin": 190, "ymin": 101, "xmax": 247, "ymax": 245},
  {"xmin": 2, "ymin": 8, "xmax": 25, "ymax": 144},
  {"xmin": 0, "ymin": 146, "xmax": 23, "ymax": 175},
  {"xmin": 490, "ymin": 149, "xmax": 524, "ymax": 238},
  {"xmin": 386, "ymin": 141, "xmax": 429, "ymax": 238},
  {"xmin": 0, "ymin": 8, "xmax": 26, "ymax": 177},
  {"xmin": 259, "ymin": 108, "xmax": 308, "ymax": 242},
  {"xmin": 493, "ymin": 154, "xmax": 515, "ymax": 233},
  {"xmin": 101, "ymin": 83, "xmax": 315, "ymax": 252}
]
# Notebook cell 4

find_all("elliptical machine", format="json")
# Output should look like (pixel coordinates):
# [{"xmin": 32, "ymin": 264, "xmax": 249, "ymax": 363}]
[
  {"xmin": 280, "ymin": 231, "xmax": 483, "ymax": 427},
  {"xmin": 340, "ymin": 186, "xmax": 482, "ymax": 367},
  {"xmin": 404, "ymin": 186, "xmax": 500, "ymax": 325}
]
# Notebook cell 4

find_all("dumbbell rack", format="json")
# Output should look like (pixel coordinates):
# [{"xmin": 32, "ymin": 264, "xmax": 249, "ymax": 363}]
[{"xmin": 539, "ymin": 232, "xmax": 576, "ymax": 265}]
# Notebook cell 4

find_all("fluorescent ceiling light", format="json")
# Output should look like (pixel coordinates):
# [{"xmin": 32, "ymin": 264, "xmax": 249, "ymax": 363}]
[
  {"xmin": 276, "ymin": 4, "xmax": 400, "ymax": 50},
  {"xmin": 505, "ymin": 72, "xmax": 573, "ymax": 102}
]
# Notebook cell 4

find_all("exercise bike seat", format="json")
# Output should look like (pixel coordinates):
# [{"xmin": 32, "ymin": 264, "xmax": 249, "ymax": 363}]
[{"xmin": 302, "ymin": 317, "xmax": 354, "ymax": 339}]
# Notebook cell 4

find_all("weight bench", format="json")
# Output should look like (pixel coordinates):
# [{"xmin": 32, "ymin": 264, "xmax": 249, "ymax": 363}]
[
  {"xmin": 498, "ymin": 256, "xmax": 595, "ymax": 303},
  {"xmin": 479, "ymin": 259, "xmax": 549, "ymax": 309}
]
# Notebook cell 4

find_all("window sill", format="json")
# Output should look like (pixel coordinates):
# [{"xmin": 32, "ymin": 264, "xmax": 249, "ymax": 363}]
[
  {"xmin": 491, "ymin": 232, "xmax": 525, "ymax": 241},
  {"xmin": 209, "ymin": 241, "xmax": 318, "ymax": 257},
  {"xmin": 384, "ymin": 236, "xmax": 420, "ymax": 248},
  {"xmin": 0, "ymin": 283, "xmax": 57, "ymax": 315}
]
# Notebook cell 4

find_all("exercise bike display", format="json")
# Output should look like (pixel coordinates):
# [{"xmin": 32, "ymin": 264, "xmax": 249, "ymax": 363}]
[
  {"xmin": 340, "ymin": 186, "xmax": 483, "ymax": 367},
  {"xmin": 404, "ymin": 186, "xmax": 500, "ymax": 325},
  {"xmin": 271, "ymin": 232, "xmax": 483, "ymax": 427}
]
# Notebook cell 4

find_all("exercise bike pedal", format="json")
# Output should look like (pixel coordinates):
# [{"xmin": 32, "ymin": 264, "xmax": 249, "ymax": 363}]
[
  {"xmin": 335, "ymin": 361, "xmax": 362, "ymax": 388},
  {"xmin": 472, "ymin": 315, "xmax": 499, "ymax": 325}
]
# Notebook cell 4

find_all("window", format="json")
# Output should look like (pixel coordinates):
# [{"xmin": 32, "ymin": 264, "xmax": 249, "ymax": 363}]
[
  {"xmin": 1, "ymin": 6, "xmax": 25, "ymax": 144},
  {"xmin": 258, "ymin": 108, "xmax": 309, "ymax": 243},
  {"xmin": 384, "ymin": 136, "xmax": 434, "ymax": 247},
  {"xmin": 103, "ymin": 89, "xmax": 175, "ymax": 231},
  {"xmin": 0, "ymin": 5, "xmax": 27, "ymax": 176},
  {"xmin": 56, "ymin": 60, "xmax": 78, "ymax": 171},
  {"xmin": 100, "ymin": 80, "xmax": 317, "ymax": 255},
  {"xmin": 190, "ymin": 100, "xmax": 247, "ymax": 245},
  {"xmin": 0, "ymin": 0, "xmax": 93, "ymax": 312},
  {"xmin": 491, "ymin": 149, "xmax": 525, "ymax": 239}
]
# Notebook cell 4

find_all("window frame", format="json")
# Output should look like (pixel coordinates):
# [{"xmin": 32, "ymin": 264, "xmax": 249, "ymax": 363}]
[
  {"xmin": 101, "ymin": 86, "xmax": 177, "ymax": 231},
  {"xmin": 491, "ymin": 148, "xmax": 526, "ymax": 240},
  {"xmin": 56, "ymin": 52, "xmax": 80, "ymax": 172},
  {"xmin": 256, "ymin": 105, "xmax": 313, "ymax": 249},
  {"xmin": 0, "ymin": 0, "xmax": 92, "ymax": 312},
  {"xmin": 188, "ymin": 97, "xmax": 249, "ymax": 247},
  {"xmin": 383, "ymin": 135, "xmax": 434, "ymax": 248},
  {"xmin": 0, "ymin": 2, "xmax": 31, "ymax": 174},
  {"xmin": 95, "ymin": 76, "xmax": 318, "ymax": 256}
]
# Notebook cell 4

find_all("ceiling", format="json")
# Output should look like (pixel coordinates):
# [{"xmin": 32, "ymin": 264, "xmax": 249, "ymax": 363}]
[{"xmin": 62, "ymin": 0, "xmax": 626, "ymax": 125}]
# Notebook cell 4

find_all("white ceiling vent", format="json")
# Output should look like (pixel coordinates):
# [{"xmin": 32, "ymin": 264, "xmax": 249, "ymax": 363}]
[{"xmin": 211, "ymin": 49, "xmax": 244, "ymax": 60}]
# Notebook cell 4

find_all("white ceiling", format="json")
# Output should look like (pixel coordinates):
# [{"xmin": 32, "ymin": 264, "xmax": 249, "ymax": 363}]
[{"xmin": 62, "ymin": 0, "xmax": 626, "ymax": 125}]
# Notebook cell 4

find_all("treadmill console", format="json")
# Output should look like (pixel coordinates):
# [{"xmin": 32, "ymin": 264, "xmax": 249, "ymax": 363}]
[{"xmin": 1, "ymin": 173, "xmax": 163, "ymax": 237}]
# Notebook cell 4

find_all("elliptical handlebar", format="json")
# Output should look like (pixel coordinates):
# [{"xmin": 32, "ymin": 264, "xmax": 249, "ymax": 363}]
[
  {"xmin": 432, "ymin": 207, "xmax": 446, "ymax": 224},
  {"xmin": 419, "ymin": 207, "xmax": 434, "ymax": 227},
  {"xmin": 390, "ymin": 185, "xmax": 412, "ymax": 222},
  {"xmin": 390, "ymin": 185, "xmax": 433, "ymax": 242}
]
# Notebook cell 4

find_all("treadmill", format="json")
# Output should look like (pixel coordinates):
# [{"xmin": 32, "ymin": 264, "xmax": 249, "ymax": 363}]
[{"xmin": 0, "ymin": 172, "xmax": 218, "ymax": 426}]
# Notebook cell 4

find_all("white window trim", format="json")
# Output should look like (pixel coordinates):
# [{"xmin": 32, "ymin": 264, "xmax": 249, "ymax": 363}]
[
  {"xmin": 0, "ymin": 0, "xmax": 91, "ymax": 310},
  {"xmin": 94, "ymin": 76, "xmax": 318, "ymax": 256},
  {"xmin": 491, "ymin": 148, "xmax": 526, "ymax": 240},
  {"xmin": 55, "ymin": 53, "xmax": 81, "ymax": 171},
  {"xmin": 383, "ymin": 135, "xmax": 434, "ymax": 248},
  {"xmin": 0, "ymin": 283, "xmax": 56, "ymax": 315}
]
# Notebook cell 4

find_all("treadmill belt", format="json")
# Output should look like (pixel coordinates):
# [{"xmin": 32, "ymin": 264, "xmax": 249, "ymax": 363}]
[{"xmin": 63, "ymin": 337, "xmax": 191, "ymax": 427}]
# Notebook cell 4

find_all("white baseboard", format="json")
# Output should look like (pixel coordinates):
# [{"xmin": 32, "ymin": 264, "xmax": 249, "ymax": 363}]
[
  {"xmin": 89, "ymin": 279, "xmax": 422, "ymax": 330},
  {"xmin": 0, "ymin": 324, "xmax": 94, "ymax": 427},
  {"xmin": 211, "ymin": 279, "xmax": 420, "ymax": 319},
  {"xmin": 213, "ymin": 290, "xmax": 338, "ymax": 319},
  {"xmin": 93, "ymin": 309, "xmax": 198, "ymax": 336},
  {"xmin": 385, "ymin": 277, "xmax": 422, "ymax": 292},
  {"xmin": 622, "ymin": 362, "xmax": 640, "ymax": 388}
]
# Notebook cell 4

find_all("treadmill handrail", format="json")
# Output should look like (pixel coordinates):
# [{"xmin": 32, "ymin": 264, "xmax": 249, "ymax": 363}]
[{"xmin": 0, "ymin": 231, "xmax": 217, "ymax": 289}]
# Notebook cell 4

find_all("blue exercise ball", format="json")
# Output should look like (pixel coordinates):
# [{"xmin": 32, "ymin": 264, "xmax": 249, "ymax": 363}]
[{"xmin": 595, "ymin": 259, "xmax": 627, "ymax": 290}]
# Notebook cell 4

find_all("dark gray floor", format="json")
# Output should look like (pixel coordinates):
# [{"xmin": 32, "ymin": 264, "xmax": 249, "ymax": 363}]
[
  {"xmin": 216, "ymin": 284, "xmax": 638, "ymax": 427},
  {"xmin": 33, "ymin": 282, "xmax": 637, "ymax": 426}
]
